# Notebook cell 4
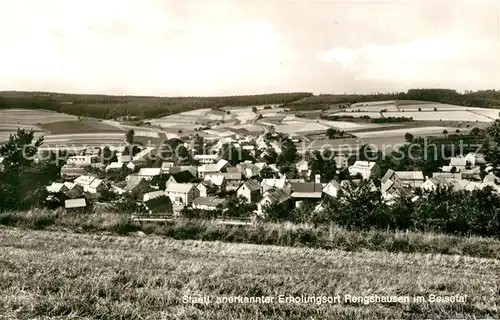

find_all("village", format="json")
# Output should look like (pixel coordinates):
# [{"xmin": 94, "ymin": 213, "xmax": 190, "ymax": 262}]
[{"xmin": 35, "ymin": 126, "xmax": 499, "ymax": 222}]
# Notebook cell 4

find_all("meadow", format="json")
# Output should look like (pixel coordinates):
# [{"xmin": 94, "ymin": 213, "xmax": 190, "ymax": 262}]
[{"xmin": 0, "ymin": 226, "xmax": 499, "ymax": 319}]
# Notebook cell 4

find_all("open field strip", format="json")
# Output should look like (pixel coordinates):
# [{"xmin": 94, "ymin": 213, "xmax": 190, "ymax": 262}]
[
  {"xmin": 346, "ymin": 105, "xmax": 399, "ymax": 112},
  {"xmin": 335, "ymin": 110, "xmax": 493, "ymax": 122},
  {"xmin": 351, "ymin": 100, "xmax": 396, "ymax": 107},
  {"xmin": 0, "ymin": 108, "xmax": 78, "ymax": 125},
  {"xmin": 0, "ymin": 228, "xmax": 498, "ymax": 319},
  {"xmin": 335, "ymin": 111, "xmax": 385, "ymax": 118},
  {"xmin": 354, "ymin": 126, "xmax": 459, "ymax": 138}
]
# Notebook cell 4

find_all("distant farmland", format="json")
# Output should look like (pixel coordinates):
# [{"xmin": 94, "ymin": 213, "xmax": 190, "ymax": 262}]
[
  {"xmin": 38, "ymin": 119, "xmax": 124, "ymax": 134},
  {"xmin": 0, "ymin": 228, "xmax": 498, "ymax": 319}
]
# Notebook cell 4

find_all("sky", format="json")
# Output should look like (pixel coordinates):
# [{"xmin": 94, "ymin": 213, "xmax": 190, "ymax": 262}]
[{"xmin": 0, "ymin": 0, "xmax": 499, "ymax": 96}]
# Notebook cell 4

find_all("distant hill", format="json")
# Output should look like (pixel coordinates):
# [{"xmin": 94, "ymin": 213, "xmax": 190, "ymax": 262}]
[
  {"xmin": 1, "ymin": 88, "xmax": 499, "ymax": 119},
  {"xmin": 288, "ymin": 89, "xmax": 500, "ymax": 111}
]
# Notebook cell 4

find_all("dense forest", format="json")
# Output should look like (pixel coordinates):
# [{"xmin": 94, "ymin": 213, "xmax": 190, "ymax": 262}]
[{"xmin": 1, "ymin": 89, "xmax": 500, "ymax": 119}]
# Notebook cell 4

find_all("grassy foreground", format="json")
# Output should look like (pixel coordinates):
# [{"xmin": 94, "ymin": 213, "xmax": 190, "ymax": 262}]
[
  {"xmin": 0, "ymin": 227, "xmax": 499, "ymax": 319},
  {"xmin": 2, "ymin": 210, "xmax": 500, "ymax": 260}
]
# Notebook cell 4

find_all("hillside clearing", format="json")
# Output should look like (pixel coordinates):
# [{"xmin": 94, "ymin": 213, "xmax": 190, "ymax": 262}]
[{"xmin": 0, "ymin": 228, "xmax": 498, "ymax": 319}]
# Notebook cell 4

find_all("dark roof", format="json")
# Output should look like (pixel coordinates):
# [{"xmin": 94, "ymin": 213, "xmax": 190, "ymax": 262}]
[
  {"xmin": 290, "ymin": 182, "xmax": 323, "ymax": 193},
  {"xmin": 144, "ymin": 196, "xmax": 172, "ymax": 214},
  {"xmin": 266, "ymin": 189, "xmax": 291, "ymax": 204},
  {"xmin": 125, "ymin": 176, "xmax": 148, "ymax": 192},
  {"xmin": 169, "ymin": 170, "xmax": 196, "ymax": 183}
]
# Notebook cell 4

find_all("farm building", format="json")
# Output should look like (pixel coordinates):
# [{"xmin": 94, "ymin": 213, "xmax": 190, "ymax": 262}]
[
  {"xmin": 349, "ymin": 161, "xmax": 380, "ymax": 180},
  {"xmin": 261, "ymin": 178, "xmax": 287, "ymax": 194},
  {"xmin": 381, "ymin": 170, "xmax": 425, "ymax": 201},
  {"xmin": 196, "ymin": 181, "xmax": 219, "ymax": 197},
  {"xmin": 193, "ymin": 154, "xmax": 220, "ymax": 164},
  {"xmin": 74, "ymin": 175, "xmax": 108, "ymax": 194},
  {"xmin": 257, "ymin": 189, "xmax": 293, "ymax": 216},
  {"xmin": 137, "ymin": 168, "xmax": 162, "ymax": 181},
  {"xmin": 204, "ymin": 174, "xmax": 226, "ymax": 188},
  {"xmin": 237, "ymin": 180, "xmax": 261, "ymax": 203},
  {"xmin": 192, "ymin": 197, "xmax": 228, "ymax": 211},
  {"xmin": 46, "ymin": 183, "xmax": 69, "ymax": 194}
]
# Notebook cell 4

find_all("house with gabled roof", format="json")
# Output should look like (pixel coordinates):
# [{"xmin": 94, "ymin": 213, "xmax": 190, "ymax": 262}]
[
  {"xmin": 237, "ymin": 180, "xmax": 261, "ymax": 203},
  {"xmin": 197, "ymin": 159, "xmax": 229, "ymax": 178},
  {"xmin": 74, "ymin": 175, "xmax": 108, "ymax": 194},
  {"xmin": 137, "ymin": 168, "xmax": 163, "ymax": 181},
  {"xmin": 322, "ymin": 180, "xmax": 342, "ymax": 198},
  {"xmin": 257, "ymin": 188, "xmax": 293, "ymax": 216},
  {"xmin": 143, "ymin": 195, "xmax": 173, "ymax": 215},
  {"xmin": 348, "ymin": 161, "xmax": 379, "ymax": 180},
  {"xmin": 381, "ymin": 169, "xmax": 424, "ymax": 201},
  {"xmin": 192, "ymin": 197, "xmax": 228, "ymax": 211},
  {"xmin": 261, "ymin": 178, "xmax": 287, "ymax": 194},
  {"xmin": 204, "ymin": 174, "xmax": 226, "ymax": 188},
  {"xmin": 46, "ymin": 182, "xmax": 69, "ymax": 194},
  {"xmin": 196, "ymin": 180, "xmax": 219, "ymax": 197},
  {"xmin": 193, "ymin": 154, "xmax": 220, "ymax": 164},
  {"xmin": 143, "ymin": 190, "xmax": 165, "ymax": 202}
]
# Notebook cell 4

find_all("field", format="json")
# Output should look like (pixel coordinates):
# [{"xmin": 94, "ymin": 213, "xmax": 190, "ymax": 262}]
[
  {"xmin": 38, "ymin": 119, "xmax": 124, "ymax": 134},
  {"xmin": 0, "ymin": 227, "xmax": 499, "ymax": 319}
]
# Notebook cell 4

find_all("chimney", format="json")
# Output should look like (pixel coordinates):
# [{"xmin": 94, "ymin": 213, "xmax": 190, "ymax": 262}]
[{"xmin": 315, "ymin": 174, "xmax": 321, "ymax": 184}]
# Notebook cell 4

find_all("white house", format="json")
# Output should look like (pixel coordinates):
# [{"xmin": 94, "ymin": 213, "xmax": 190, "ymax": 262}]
[
  {"xmin": 237, "ymin": 180, "xmax": 261, "ymax": 203},
  {"xmin": 66, "ymin": 155, "xmax": 99, "ymax": 166},
  {"xmin": 348, "ymin": 161, "xmax": 379, "ymax": 180},
  {"xmin": 198, "ymin": 159, "xmax": 229, "ymax": 178},
  {"xmin": 261, "ymin": 178, "xmax": 287, "ymax": 194},
  {"xmin": 257, "ymin": 189, "xmax": 292, "ymax": 216},
  {"xmin": 381, "ymin": 170, "xmax": 425, "ymax": 200},
  {"xmin": 193, "ymin": 154, "xmax": 220, "ymax": 164},
  {"xmin": 165, "ymin": 183, "xmax": 199, "ymax": 205},
  {"xmin": 204, "ymin": 174, "xmax": 226, "ymax": 188},
  {"xmin": 137, "ymin": 168, "xmax": 162, "ymax": 181},
  {"xmin": 46, "ymin": 182, "xmax": 69, "ymax": 194},
  {"xmin": 196, "ymin": 181, "xmax": 218, "ymax": 197}
]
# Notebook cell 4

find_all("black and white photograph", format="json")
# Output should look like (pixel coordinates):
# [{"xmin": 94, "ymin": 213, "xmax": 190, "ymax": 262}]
[{"xmin": 1, "ymin": 0, "xmax": 499, "ymax": 319}]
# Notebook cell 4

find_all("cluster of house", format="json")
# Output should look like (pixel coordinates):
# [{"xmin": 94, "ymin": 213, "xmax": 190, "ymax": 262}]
[{"xmin": 43, "ymin": 135, "xmax": 500, "ymax": 217}]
